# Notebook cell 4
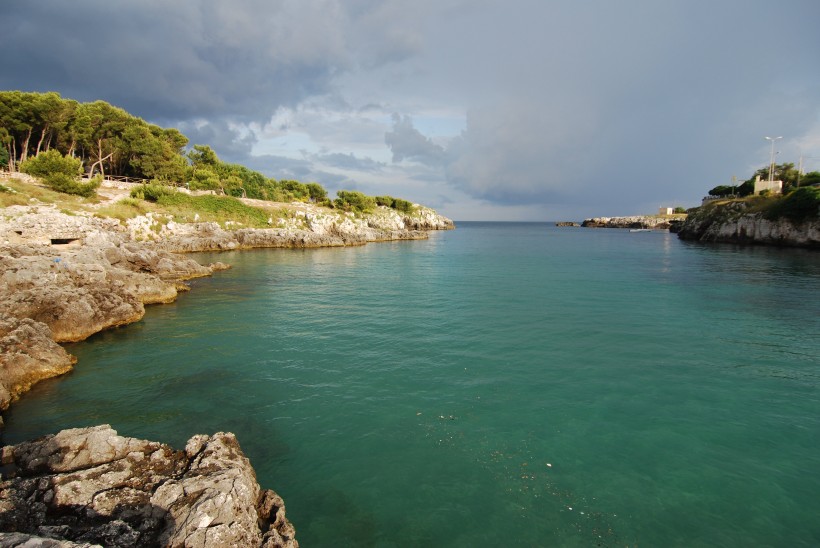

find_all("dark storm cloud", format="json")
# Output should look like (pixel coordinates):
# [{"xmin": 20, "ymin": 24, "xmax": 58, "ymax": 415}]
[
  {"xmin": 412, "ymin": 0, "xmax": 820, "ymax": 216},
  {"xmin": 179, "ymin": 120, "xmax": 258, "ymax": 163},
  {"xmin": 1, "ymin": 1, "xmax": 351, "ymax": 121},
  {"xmin": 4, "ymin": 0, "xmax": 820, "ymax": 219}
]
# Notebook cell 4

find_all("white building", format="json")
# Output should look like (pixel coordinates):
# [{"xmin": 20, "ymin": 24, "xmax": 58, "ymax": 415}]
[
  {"xmin": 658, "ymin": 207, "xmax": 674, "ymax": 216},
  {"xmin": 753, "ymin": 175, "xmax": 782, "ymax": 195}
]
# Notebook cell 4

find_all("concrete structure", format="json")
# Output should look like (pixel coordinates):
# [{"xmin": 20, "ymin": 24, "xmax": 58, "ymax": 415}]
[
  {"xmin": 659, "ymin": 207, "xmax": 674, "ymax": 215},
  {"xmin": 754, "ymin": 175, "xmax": 782, "ymax": 195}
]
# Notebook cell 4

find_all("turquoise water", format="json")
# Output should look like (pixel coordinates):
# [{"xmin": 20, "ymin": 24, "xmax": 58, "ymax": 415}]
[{"xmin": 4, "ymin": 223, "xmax": 820, "ymax": 546}]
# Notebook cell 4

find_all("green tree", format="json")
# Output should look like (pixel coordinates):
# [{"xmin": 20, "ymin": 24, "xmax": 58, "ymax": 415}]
[
  {"xmin": 797, "ymin": 171, "xmax": 820, "ymax": 188},
  {"xmin": 0, "ymin": 91, "xmax": 34, "ymax": 169},
  {"xmin": 0, "ymin": 131, "xmax": 9, "ymax": 169},
  {"xmin": 708, "ymin": 185, "xmax": 736, "ymax": 197},
  {"xmin": 72, "ymin": 101, "xmax": 131, "ymax": 178},
  {"xmin": 188, "ymin": 144, "xmax": 220, "ymax": 168},
  {"xmin": 306, "ymin": 182, "xmax": 327, "ymax": 202},
  {"xmin": 30, "ymin": 92, "xmax": 71, "ymax": 156}
]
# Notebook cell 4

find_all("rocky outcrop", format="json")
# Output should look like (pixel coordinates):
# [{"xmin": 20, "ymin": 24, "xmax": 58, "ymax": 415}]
[
  {"xmin": 581, "ymin": 215, "xmax": 684, "ymax": 230},
  {"xmin": 677, "ymin": 201, "xmax": 820, "ymax": 247},
  {"xmin": 0, "ymin": 243, "xmax": 205, "ymax": 344},
  {"xmin": 0, "ymin": 202, "xmax": 452, "ymax": 408},
  {"xmin": 126, "ymin": 205, "xmax": 454, "ymax": 253},
  {"xmin": 0, "ymin": 316, "xmax": 75, "ymax": 411},
  {"xmin": 0, "ymin": 207, "xmax": 218, "ymax": 409},
  {"xmin": 0, "ymin": 425, "xmax": 298, "ymax": 547},
  {"xmin": 555, "ymin": 222, "xmax": 580, "ymax": 227}
]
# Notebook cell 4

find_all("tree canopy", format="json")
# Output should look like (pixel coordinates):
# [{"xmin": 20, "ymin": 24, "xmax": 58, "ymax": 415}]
[
  {"xmin": 707, "ymin": 162, "xmax": 820, "ymax": 199},
  {"xmin": 1, "ymin": 91, "xmax": 420, "ymax": 212},
  {"xmin": 0, "ymin": 91, "xmax": 328, "ymax": 203}
]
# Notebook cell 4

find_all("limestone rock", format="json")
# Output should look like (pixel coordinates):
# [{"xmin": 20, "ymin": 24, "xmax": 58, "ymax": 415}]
[
  {"xmin": 581, "ymin": 216, "xmax": 678, "ymax": 229},
  {"xmin": 678, "ymin": 201, "xmax": 820, "ymax": 247},
  {"xmin": 0, "ymin": 426, "xmax": 298, "ymax": 548},
  {"xmin": 0, "ymin": 316, "xmax": 75, "ymax": 411},
  {"xmin": 0, "ymin": 532, "xmax": 101, "ymax": 547}
]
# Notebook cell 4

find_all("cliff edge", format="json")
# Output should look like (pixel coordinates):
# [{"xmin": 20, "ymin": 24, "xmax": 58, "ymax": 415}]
[{"xmin": 677, "ymin": 200, "xmax": 819, "ymax": 247}]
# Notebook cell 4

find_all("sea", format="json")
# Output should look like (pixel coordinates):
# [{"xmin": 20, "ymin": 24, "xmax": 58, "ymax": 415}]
[{"xmin": 4, "ymin": 222, "xmax": 820, "ymax": 547}]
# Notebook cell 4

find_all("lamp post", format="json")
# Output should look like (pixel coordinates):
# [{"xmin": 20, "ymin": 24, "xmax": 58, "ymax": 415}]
[
  {"xmin": 764, "ymin": 136, "xmax": 782, "ymax": 182},
  {"xmin": 797, "ymin": 155, "xmax": 818, "ymax": 188}
]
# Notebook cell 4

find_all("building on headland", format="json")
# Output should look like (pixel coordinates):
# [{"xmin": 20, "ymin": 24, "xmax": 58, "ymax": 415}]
[
  {"xmin": 658, "ymin": 207, "xmax": 674, "ymax": 216},
  {"xmin": 753, "ymin": 175, "xmax": 782, "ymax": 195}
]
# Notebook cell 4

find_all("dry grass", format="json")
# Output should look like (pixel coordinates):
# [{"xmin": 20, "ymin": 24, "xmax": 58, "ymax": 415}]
[
  {"xmin": 95, "ymin": 197, "xmax": 153, "ymax": 223},
  {"xmin": 2, "ymin": 175, "xmax": 309, "ymax": 229}
]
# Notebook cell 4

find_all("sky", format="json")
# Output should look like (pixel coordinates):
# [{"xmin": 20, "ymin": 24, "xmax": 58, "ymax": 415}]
[{"xmin": 3, "ymin": 0, "xmax": 820, "ymax": 221}]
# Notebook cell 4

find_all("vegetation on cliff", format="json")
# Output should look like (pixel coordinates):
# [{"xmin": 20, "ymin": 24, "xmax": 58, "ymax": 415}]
[
  {"xmin": 700, "ymin": 179, "xmax": 819, "ymax": 223},
  {"xmin": 708, "ymin": 163, "xmax": 820, "ymax": 198},
  {"xmin": 0, "ymin": 90, "xmax": 422, "ymax": 216}
]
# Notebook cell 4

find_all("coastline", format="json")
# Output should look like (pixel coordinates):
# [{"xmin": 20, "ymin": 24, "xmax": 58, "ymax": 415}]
[
  {"xmin": 676, "ymin": 200, "xmax": 819, "ymax": 247},
  {"xmin": 582, "ymin": 202, "xmax": 819, "ymax": 248},
  {"xmin": 0, "ymin": 195, "xmax": 453, "ymax": 409},
  {"xmin": 581, "ymin": 215, "xmax": 686, "ymax": 231},
  {"xmin": 0, "ymin": 182, "xmax": 453, "ymax": 546}
]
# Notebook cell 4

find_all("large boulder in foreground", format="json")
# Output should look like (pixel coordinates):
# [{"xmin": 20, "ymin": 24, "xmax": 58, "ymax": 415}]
[{"xmin": 0, "ymin": 425, "xmax": 298, "ymax": 548}]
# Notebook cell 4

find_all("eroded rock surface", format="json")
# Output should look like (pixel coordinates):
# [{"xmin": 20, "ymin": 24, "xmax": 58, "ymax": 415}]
[
  {"xmin": 581, "ymin": 215, "xmax": 683, "ymax": 230},
  {"xmin": 0, "ymin": 425, "xmax": 298, "ymax": 548},
  {"xmin": 0, "ymin": 316, "xmax": 75, "ymax": 411},
  {"xmin": 0, "ymin": 207, "xmax": 216, "ymax": 407},
  {"xmin": 0, "ymin": 203, "xmax": 452, "ymax": 405},
  {"xmin": 677, "ymin": 201, "xmax": 820, "ymax": 246}
]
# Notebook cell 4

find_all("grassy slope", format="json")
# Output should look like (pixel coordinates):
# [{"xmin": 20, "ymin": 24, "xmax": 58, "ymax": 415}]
[{"xmin": 1, "ymin": 177, "xmax": 315, "ymax": 229}]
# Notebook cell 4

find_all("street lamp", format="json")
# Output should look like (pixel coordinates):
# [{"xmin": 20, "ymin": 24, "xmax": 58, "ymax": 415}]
[
  {"xmin": 764, "ymin": 136, "xmax": 782, "ymax": 182},
  {"xmin": 797, "ymin": 155, "xmax": 818, "ymax": 188}
]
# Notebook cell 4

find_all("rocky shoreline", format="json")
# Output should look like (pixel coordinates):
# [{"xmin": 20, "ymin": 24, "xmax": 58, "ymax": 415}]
[
  {"xmin": 581, "ymin": 215, "xmax": 685, "ymax": 231},
  {"xmin": 582, "ymin": 203, "xmax": 818, "ymax": 247},
  {"xmin": 676, "ymin": 201, "xmax": 819, "ymax": 247},
  {"xmin": 0, "ymin": 191, "xmax": 454, "ymax": 546}
]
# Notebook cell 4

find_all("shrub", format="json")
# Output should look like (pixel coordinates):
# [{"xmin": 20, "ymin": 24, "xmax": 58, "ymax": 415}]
[
  {"xmin": 375, "ymin": 194, "xmax": 415, "ymax": 213},
  {"xmin": 41, "ymin": 173, "xmax": 101, "ymax": 197},
  {"xmin": 188, "ymin": 167, "xmax": 221, "ymax": 191},
  {"xmin": 375, "ymin": 195, "xmax": 394, "ymax": 207},
  {"xmin": 18, "ymin": 151, "xmax": 101, "ymax": 197},
  {"xmin": 763, "ymin": 187, "xmax": 820, "ymax": 222},
  {"xmin": 278, "ymin": 180, "xmax": 310, "ymax": 201},
  {"xmin": 131, "ymin": 182, "xmax": 177, "ymax": 202},
  {"xmin": 392, "ymin": 198, "xmax": 415, "ymax": 214},
  {"xmin": 335, "ymin": 190, "xmax": 376, "ymax": 213},
  {"xmin": 19, "ymin": 150, "xmax": 102, "ymax": 197},
  {"xmin": 20, "ymin": 150, "xmax": 82, "ymax": 179}
]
